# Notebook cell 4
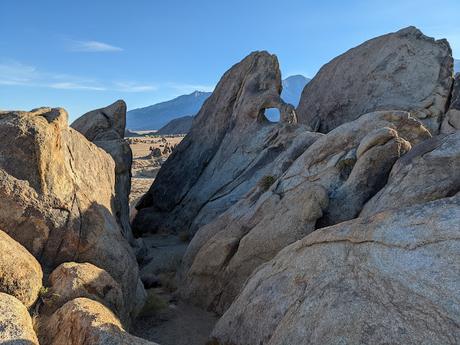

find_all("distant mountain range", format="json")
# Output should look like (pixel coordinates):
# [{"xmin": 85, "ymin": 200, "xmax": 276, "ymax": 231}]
[
  {"xmin": 455, "ymin": 59, "xmax": 459, "ymax": 73},
  {"xmin": 127, "ymin": 91, "xmax": 210, "ymax": 130},
  {"xmin": 127, "ymin": 75, "xmax": 310, "ymax": 131}
]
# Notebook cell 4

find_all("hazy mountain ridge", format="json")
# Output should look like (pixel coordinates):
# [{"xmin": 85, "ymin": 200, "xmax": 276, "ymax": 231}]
[
  {"xmin": 127, "ymin": 91, "xmax": 211, "ymax": 130},
  {"xmin": 455, "ymin": 59, "xmax": 459, "ymax": 73},
  {"xmin": 157, "ymin": 115, "xmax": 194, "ymax": 135},
  {"xmin": 127, "ymin": 75, "xmax": 310, "ymax": 131}
]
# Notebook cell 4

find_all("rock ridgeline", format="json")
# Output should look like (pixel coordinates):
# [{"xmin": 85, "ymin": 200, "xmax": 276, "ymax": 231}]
[
  {"xmin": 297, "ymin": 26, "xmax": 453, "ymax": 134},
  {"xmin": 133, "ymin": 51, "xmax": 306, "ymax": 236},
  {"xmin": 0, "ymin": 107, "xmax": 156, "ymax": 344},
  {"xmin": 136, "ymin": 26, "xmax": 459, "ymax": 344}
]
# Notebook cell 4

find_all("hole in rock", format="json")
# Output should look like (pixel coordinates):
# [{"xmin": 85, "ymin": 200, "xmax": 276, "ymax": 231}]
[{"xmin": 263, "ymin": 107, "xmax": 281, "ymax": 122}]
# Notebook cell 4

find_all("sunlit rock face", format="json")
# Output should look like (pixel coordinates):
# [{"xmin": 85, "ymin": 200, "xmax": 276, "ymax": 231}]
[
  {"xmin": 0, "ymin": 108, "xmax": 144, "ymax": 320},
  {"xmin": 0, "ymin": 230, "xmax": 43, "ymax": 309},
  {"xmin": 0, "ymin": 292, "xmax": 40, "ymax": 345},
  {"xmin": 43, "ymin": 298, "xmax": 159, "ymax": 345}
]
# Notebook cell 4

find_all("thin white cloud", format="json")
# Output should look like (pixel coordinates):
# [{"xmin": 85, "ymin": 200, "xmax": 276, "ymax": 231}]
[
  {"xmin": 0, "ymin": 60, "xmax": 155, "ymax": 93},
  {"xmin": 0, "ymin": 60, "xmax": 214, "ymax": 96},
  {"xmin": 0, "ymin": 61, "xmax": 39, "ymax": 84},
  {"xmin": 49, "ymin": 82, "xmax": 106, "ymax": 91},
  {"xmin": 114, "ymin": 82, "xmax": 157, "ymax": 92},
  {"xmin": 0, "ymin": 61, "xmax": 106, "ymax": 90},
  {"xmin": 68, "ymin": 40, "xmax": 123, "ymax": 52}
]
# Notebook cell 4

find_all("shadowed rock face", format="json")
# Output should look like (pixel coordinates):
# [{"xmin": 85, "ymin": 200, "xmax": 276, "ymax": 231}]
[
  {"xmin": 133, "ymin": 51, "xmax": 307, "ymax": 236},
  {"xmin": 297, "ymin": 26, "xmax": 453, "ymax": 134},
  {"xmin": 71, "ymin": 100, "xmax": 133, "ymax": 241},
  {"xmin": 210, "ymin": 195, "xmax": 460, "ymax": 345},
  {"xmin": 0, "ymin": 108, "xmax": 144, "ymax": 320},
  {"xmin": 178, "ymin": 111, "xmax": 431, "ymax": 314},
  {"xmin": 441, "ymin": 73, "xmax": 460, "ymax": 133}
]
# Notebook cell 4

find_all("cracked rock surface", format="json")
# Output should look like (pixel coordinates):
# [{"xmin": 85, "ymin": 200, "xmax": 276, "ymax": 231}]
[{"xmin": 178, "ymin": 110, "xmax": 431, "ymax": 314}]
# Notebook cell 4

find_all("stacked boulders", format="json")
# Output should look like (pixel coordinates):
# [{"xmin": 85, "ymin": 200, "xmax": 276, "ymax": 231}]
[{"xmin": 0, "ymin": 107, "xmax": 155, "ymax": 344}]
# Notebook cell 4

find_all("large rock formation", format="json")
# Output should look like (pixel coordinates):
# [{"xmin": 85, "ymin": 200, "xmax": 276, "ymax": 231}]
[
  {"xmin": 46, "ymin": 262, "xmax": 126, "ymax": 323},
  {"xmin": 71, "ymin": 100, "xmax": 133, "ymax": 241},
  {"xmin": 296, "ymin": 26, "xmax": 453, "ymax": 134},
  {"xmin": 0, "ymin": 230, "xmax": 43, "ymax": 309},
  {"xmin": 0, "ymin": 108, "xmax": 144, "ymax": 319},
  {"xmin": 0, "ymin": 293, "xmax": 40, "ymax": 345},
  {"xmin": 178, "ymin": 111, "xmax": 431, "ymax": 314},
  {"xmin": 43, "ymin": 298, "xmax": 159, "ymax": 345},
  {"xmin": 210, "ymin": 195, "xmax": 460, "ymax": 345},
  {"xmin": 441, "ymin": 73, "xmax": 460, "ymax": 133},
  {"xmin": 134, "ymin": 51, "xmax": 313, "ymax": 235}
]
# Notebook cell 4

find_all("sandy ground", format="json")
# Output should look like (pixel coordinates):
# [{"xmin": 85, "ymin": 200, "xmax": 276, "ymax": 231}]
[
  {"xmin": 128, "ymin": 133, "xmax": 219, "ymax": 344},
  {"xmin": 132, "ymin": 298, "xmax": 218, "ymax": 345},
  {"xmin": 128, "ymin": 134, "xmax": 184, "ymax": 204}
]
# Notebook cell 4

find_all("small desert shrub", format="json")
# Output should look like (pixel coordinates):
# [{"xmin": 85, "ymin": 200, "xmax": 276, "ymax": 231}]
[
  {"xmin": 38, "ymin": 287, "xmax": 50, "ymax": 299},
  {"xmin": 259, "ymin": 175, "xmax": 276, "ymax": 191},
  {"xmin": 37, "ymin": 286, "xmax": 60, "ymax": 309},
  {"xmin": 178, "ymin": 231, "xmax": 190, "ymax": 242},
  {"xmin": 139, "ymin": 289, "xmax": 168, "ymax": 316}
]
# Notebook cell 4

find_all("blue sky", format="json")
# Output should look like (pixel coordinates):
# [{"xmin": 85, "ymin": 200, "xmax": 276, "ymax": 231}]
[{"xmin": 1, "ymin": 0, "xmax": 459, "ymax": 121}]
